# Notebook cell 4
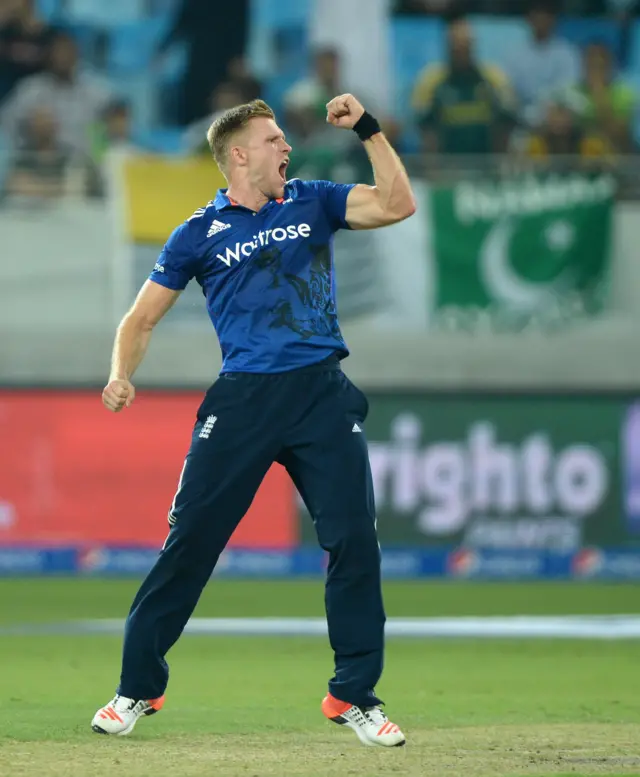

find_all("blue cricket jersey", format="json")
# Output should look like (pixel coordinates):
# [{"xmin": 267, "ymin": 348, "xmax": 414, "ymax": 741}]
[{"xmin": 149, "ymin": 178, "xmax": 355, "ymax": 374}]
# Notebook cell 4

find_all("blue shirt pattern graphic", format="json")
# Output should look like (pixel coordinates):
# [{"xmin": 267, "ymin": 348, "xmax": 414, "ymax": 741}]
[{"xmin": 149, "ymin": 178, "xmax": 355, "ymax": 374}]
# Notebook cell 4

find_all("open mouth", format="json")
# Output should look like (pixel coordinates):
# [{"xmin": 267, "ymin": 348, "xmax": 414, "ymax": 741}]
[{"xmin": 278, "ymin": 160, "xmax": 289, "ymax": 182}]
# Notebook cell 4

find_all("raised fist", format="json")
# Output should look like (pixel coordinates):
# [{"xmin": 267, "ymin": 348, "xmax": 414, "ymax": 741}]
[{"xmin": 326, "ymin": 94, "xmax": 365, "ymax": 130}]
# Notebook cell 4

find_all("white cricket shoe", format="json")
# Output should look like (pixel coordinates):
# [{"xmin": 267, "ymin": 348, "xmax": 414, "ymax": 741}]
[
  {"xmin": 91, "ymin": 694, "xmax": 165, "ymax": 736},
  {"xmin": 322, "ymin": 693, "xmax": 406, "ymax": 747}
]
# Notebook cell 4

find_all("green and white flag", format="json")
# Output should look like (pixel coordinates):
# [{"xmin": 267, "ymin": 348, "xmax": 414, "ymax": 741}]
[
  {"xmin": 360, "ymin": 172, "xmax": 616, "ymax": 331},
  {"xmin": 428, "ymin": 173, "xmax": 615, "ymax": 331}
]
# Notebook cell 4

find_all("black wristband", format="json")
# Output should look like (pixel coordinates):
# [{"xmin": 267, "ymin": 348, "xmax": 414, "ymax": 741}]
[{"xmin": 353, "ymin": 111, "xmax": 381, "ymax": 142}]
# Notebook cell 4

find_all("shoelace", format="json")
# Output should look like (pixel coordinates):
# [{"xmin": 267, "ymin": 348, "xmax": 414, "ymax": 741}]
[
  {"xmin": 111, "ymin": 695, "xmax": 146, "ymax": 714},
  {"xmin": 110, "ymin": 696, "xmax": 132, "ymax": 712},
  {"xmin": 362, "ymin": 706, "xmax": 388, "ymax": 726}
]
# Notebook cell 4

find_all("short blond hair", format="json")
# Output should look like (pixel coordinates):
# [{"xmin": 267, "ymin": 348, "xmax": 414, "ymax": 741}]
[{"xmin": 207, "ymin": 100, "xmax": 275, "ymax": 173}]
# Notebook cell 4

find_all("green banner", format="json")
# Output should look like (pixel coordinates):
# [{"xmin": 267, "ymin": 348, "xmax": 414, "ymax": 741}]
[
  {"xmin": 430, "ymin": 173, "xmax": 615, "ymax": 331},
  {"xmin": 299, "ymin": 395, "xmax": 640, "ymax": 550}
]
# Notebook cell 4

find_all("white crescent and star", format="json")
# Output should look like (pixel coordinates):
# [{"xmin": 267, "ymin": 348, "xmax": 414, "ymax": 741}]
[{"xmin": 479, "ymin": 218, "xmax": 577, "ymax": 312}]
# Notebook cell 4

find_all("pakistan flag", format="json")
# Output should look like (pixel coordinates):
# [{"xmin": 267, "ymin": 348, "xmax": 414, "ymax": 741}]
[{"xmin": 429, "ymin": 173, "xmax": 615, "ymax": 330}]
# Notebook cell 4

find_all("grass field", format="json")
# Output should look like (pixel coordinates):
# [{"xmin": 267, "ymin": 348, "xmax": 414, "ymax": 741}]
[{"xmin": 0, "ymin": 579, "xmax": 639, "ymax": 777}]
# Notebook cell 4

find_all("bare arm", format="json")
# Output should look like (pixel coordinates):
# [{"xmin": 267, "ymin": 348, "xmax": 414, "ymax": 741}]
[
  {"xmin": 345, "ymin": 134, "xmax": 416, "ymax": 230},
  {"xmin": 103, "ymin": 280, "xmax": 181, "ymax": 412},
  {"xmin": 325, "ymin": 94, "xmax": 416, "ymax": 230}
]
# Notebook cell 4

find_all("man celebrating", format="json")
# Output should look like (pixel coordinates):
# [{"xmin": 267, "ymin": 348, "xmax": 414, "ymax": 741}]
[{"xmin": 92, "ymin": 94, "xmax": 415, "ymax": 748}]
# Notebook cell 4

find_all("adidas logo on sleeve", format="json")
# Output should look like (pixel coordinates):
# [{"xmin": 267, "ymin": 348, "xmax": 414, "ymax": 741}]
[{"xmin": 207, "ymin": 220, "xmax": 232, "ymax": 238}]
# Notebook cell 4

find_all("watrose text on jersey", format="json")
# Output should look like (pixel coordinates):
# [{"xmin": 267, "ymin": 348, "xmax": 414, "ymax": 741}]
[{"xmin": 216, "ymin": 223, "xmax": 312, "ymax": 266}]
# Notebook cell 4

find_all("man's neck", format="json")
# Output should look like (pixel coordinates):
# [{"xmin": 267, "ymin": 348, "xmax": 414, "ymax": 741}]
[
  {"xmin": 225, "ymin": 184, "xmax": 269, "ymax": 212},
  {"xmin": 34, "ymin": 142, "xmax": 57, "ymax": 154},
  {"xmin": 319, "ymin": 76, "xmax": 338, "ymax": 94},
  {"xmin": 533, "ymin": 32, "xmax": 552, "ymax": 45},
  {"xmin": 450, "ymin": 60, "xmax": 474, "ymax": 75},
  {"xmin": 51, "ymin": 71, "xmax": 75, "ymax": 86}
]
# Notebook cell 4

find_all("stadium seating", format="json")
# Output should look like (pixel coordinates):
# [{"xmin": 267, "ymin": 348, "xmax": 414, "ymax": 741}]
[
  {"xmin": 106, "ymin": 18, "xmax": 169, "ymax": 75},
  {"xmin": 20, "ymin": 6, "xmax": 640, "ymax": 153},
  {"xmin": 557, "ymin": 17, "xmax": 623, "ymax": 66},
  {"xmin": 468, "ymin": 15, "xmax": 529, "ymax": 69},
  {"xmin": 53, "ymin": 0, "xmax": 147, "ymax": 26},
  {"xmin": 35, "ymin": 0, "xmax": 60, "ymax": 21},
  {"xmin": 390, "ymin": 16, "xmax": 445, "ymax": 125}
]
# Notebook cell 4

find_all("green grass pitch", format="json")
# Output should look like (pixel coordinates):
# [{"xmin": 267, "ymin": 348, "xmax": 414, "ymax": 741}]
[{"xmin": 0, "ymin": 579, "xmax": 638, "ymax": 777}]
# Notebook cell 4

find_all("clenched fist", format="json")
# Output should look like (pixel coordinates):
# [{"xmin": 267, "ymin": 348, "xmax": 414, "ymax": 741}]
[
  {"xmin": 326, "ymin": 94, "xmax": 365, "ymax": 130},
  {"xmin": 102, "ymin": 378, "xmax": 135, "ymax": 413}
]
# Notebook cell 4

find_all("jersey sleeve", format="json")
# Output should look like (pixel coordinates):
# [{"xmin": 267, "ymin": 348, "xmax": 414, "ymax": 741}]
[
  {"xmin": 149, "ymin": 222, "xmax": 197, "ymax": 290},
  {"xmin": 307, "ymin": 179, "xmax": 356, "ymax": 232}
]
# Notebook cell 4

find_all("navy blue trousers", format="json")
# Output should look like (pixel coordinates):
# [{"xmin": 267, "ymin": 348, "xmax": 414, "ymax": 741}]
[{"xmin": 117, "ymin": 357, "xmax": 385, "ymax": 707}]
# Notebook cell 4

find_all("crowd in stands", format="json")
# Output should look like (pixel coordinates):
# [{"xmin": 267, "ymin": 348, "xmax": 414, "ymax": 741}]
[
  {"xmin": 395, "ymin": 0, "xmax": 638, "ymax": 15},
  {"xmin": 411, "ymin": 2, "xmax": 636, "ymax": 169},
  {"xmin": 0, "ymin": 0, "xmax": 637, "ymax": 202},
  {"xmin": 0, "ymin": 0, "xmax": 256, "ymax": 199}
]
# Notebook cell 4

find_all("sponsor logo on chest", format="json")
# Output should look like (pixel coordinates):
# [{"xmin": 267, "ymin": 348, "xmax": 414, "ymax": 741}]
[{"xmin": 215, "ymin": 223, "xmax": 311, "ymax": 267}]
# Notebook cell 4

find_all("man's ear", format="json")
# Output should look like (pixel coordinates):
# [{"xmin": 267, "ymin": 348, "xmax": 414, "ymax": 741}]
[{"xmin": 229, "ymin": 144, "xmax": 247, "ymax": 168}]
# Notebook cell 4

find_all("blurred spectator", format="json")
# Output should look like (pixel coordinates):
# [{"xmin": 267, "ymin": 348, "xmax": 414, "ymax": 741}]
[
  {"xmin": 284, "ymin": 46, "xmax": 397, "ymax": 141},
  {"xmin": 5, "ymin": 106, "xmax": 71, "ymax": 199},
  {"xmin": 0, "ymin": 0, "xmax": 53, "ymax": 104},
  {"xmin": 102, "ymin": 100, "xmax": 134, "ymax": 150},
  {"xmin": 0, "ymin": 30, "xmax": 112, "ymax": 153},
  {"xmin": 411, "ymin": 13, "xmax": 515, "ymax": 154},
  {"xmin": 183, "ymin": 80, "xmax": 248, "ymax": 155},
  {"xmin": 286, "ymin": 116, "xmax": 372, "ymax": 184},
  {"xmin": 567, "ymin": 41, "xmax": 636, "ymax": 151},
  {"xmin": 156, "ymin": 0, "xmax": 250, "ymax": 125},
  {"xmin": 310, "ymin": 0, "xmax": 392, "ymax": 117},
  {"xmin": 75, "ymin": 100, "xmax": 141, "ymax": 198},
  {"xmin": 506, "ymin": 0, "xmax": 581, "ymax": 125},
  {"xmin": 282, "ymin": 48, "xmax": 371, "ymax": 183},
  {"xmin": 524, "ymin": 92, "xmax": 613, "ymax": 169},
  {"xmin": 90, "ymin": 99, "xmax": 139, "ymax": 159},
  {"xmin": 284, "ymin": 47, "xmax": 342, "ymax": 129},
  {"xmin": 182, "ymin": 63, "xmax": 261, "ymax": 156},
  {"xmin": 227, "ymin": 57, "xmax": 262, "ymax": 103}
]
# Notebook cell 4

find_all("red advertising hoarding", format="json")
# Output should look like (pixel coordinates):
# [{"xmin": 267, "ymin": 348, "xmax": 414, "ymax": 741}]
[{"xmin": 0, "ymin": 391, "xmax": 296, "ymax": 548}]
